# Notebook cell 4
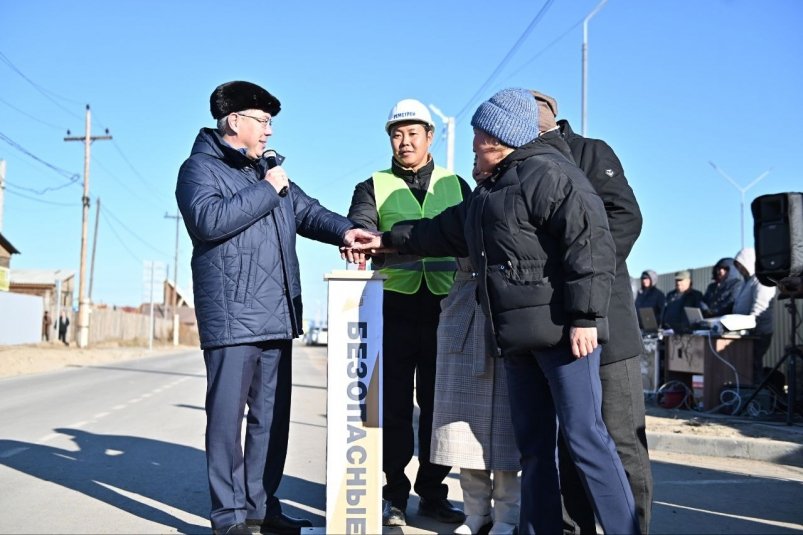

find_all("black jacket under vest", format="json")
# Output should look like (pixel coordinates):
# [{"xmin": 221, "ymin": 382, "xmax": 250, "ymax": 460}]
[{"xmin": 386, "ymin": 137, "xmax": 615, "ymax": 357}]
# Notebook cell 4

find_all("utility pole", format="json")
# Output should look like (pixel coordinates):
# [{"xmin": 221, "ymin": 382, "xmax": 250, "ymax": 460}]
[
  {"xmin": 581, "ymin": 0, "xmax": 608, "ymax": 136},
  {"xmin": 65, "ymin": 105, "xmax": 111, "ymax": 348},
  {"xmin": 0, "ymin": 160, "xmax": 6, "ymax": 231},
  {"xmin": 164, "ymin": 211, "xmax": 182, "ymax": 346},
  {"xmin": 709, "ymin": 161, "xmax": 772, "ymax": 250},
  {"xmin": 428, "ymin": 104, "xmax": 455, "ymax": 172},
  {"xmin": 89, "ymin": 198, "xmax": 101, "ymax": 302}
]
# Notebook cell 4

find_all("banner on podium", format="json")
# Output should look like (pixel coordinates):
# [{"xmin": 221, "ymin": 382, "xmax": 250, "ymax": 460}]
[{"xmin": 323, "ymin": 270, "xmax": 385, "ymax": 534}]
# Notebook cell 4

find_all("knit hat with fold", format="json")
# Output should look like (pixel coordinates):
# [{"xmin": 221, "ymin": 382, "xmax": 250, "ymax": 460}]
[{"xmin": 471, "ymin": 88, "xmax": 540, "ymax": 148}]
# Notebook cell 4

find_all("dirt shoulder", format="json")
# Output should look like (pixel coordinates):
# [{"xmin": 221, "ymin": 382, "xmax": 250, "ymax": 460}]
[{"xmin": 0, "ymin": 341, "xmax": 198, "ymax": 379}]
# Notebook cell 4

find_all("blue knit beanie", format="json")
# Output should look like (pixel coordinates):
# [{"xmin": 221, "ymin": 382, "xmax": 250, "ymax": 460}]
[{"xmin": 471, "ymin": 88, "xmax": 540, "ymax": 148}]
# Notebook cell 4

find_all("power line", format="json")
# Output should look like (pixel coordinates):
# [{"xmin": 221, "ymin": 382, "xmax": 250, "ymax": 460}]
[
  {"xmin": 5, "ymin": 177, "xmax": 80, "ymax": 195},
  {"xmin": 0, "ymin": 50, "xmax": 83, "ymax": 120},
  {"xmin": 0, "ymin": 95, "xmax": 67, "ymax": 130},
  {"xmin": 0, "ymin": 130, "xmax": 80, "ymax": 181},
  {"xmin": 454, "ymin": 0, "xmax": 556, "ymax": 123},
  {"xmin": 92, "ymin": 156, "xmax": 158, "ymax": 204},
  {"xmin": 5, "ymin": 188, "xmax": 76, "ymax": 206},
  {"xmin": 100, "ymin": 204, "xmax": 170, "ymax": 257},
  {"xmin": 502, "ymin": 16, "xmax": 585, "ymax": 82},
  {"xmin": 100, "ymin": 207, "xmax": 143, "ymax": 264}
]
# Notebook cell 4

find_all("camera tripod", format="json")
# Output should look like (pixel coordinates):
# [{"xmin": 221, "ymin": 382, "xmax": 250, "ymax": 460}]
[{"xmin": 737, "ymin": 294, "xmax": 802, "ymax": 425}]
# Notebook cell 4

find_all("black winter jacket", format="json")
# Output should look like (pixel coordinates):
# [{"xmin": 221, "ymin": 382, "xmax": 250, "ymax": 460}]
[
  {"xmin": 552, "ymin": 120, "xmax": 645, "ymax": 364},
  {"xmin": 176, "ymin": 128, "xmax": 353, "ymax": 349},
  {"xmin": 386, "ymin": 138, "xmax": 615, "ymax": 357}
]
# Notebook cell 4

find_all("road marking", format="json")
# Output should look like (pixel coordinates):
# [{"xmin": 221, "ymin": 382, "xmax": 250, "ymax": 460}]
[
  {"xmin": 282, "ymin": 499, "xmax": 325, "ymax": 517},
  {"xmin": 0, "ymin": 446, "xmax": 29, "ymax": 458},
  {"xmin": 93, "ymin": 412, "xmax": 110, "ymax": 419},
  {"xmin": 655, "ymin": 501, "xmax": 803, "ymax": 530},
  {"xmin": 659, "ymin": 478, "xmax": 765, "ymax": 485},
  {"xmin": 67, "ymin": 421, "xmax": 89, "ymax": 428}
]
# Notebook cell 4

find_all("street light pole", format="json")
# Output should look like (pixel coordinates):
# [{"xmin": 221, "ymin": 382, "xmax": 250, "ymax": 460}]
[
  {"xmin": 428, "ymin": 104, "xmax": 455, "ymax": 172},
  {"xmin": 582, "ymin": 0, "xmax": 608, "ymax": 136},
  {"xmin": 164, "ymin": 211, "xmax": 182, "ymax": 346},
  {"xmin": 709, "ymin": 161, "xmax": 772, "ymax": 250}
]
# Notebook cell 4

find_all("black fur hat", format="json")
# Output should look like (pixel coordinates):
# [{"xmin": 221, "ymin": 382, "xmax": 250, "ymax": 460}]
[{"xmin": 209, "ymin": 81, "xmax": 281, "ymax": 119}]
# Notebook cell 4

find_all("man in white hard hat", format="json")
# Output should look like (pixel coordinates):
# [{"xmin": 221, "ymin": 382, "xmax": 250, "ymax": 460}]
[{"xmin": 348, "ymin": 99, "xmax": 471, "ymax": 528}]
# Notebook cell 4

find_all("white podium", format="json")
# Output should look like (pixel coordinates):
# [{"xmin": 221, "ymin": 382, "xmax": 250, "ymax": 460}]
[{"xmin": 314, "ymin": 270, "xmax": 385, "ymax": 535}]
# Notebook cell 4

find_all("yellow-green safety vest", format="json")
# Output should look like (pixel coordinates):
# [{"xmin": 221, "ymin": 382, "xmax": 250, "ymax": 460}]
[{"xmin": 373, "ymin": 166, "xmax": 463, "ymax": 295}]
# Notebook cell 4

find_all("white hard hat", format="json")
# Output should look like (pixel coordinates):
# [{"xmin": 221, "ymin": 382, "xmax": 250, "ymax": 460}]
[{"xmin": 385, "ymin": 98, "xmax": 435, "ymax": 133}]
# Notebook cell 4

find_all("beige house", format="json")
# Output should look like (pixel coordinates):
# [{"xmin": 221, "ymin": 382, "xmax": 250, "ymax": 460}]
[{"xmin": 9, "ymin": 269, "xmax": 76, "ymax": 317}]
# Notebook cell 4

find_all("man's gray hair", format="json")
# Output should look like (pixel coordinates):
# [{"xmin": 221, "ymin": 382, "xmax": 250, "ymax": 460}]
[{"xmin": 216, "ymin": 115, "xmax": 231, "ymax": 134}]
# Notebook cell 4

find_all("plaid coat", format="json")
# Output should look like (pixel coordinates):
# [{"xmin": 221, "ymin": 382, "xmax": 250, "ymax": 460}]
[{"xmin": 430, "ymin": 267, "xmax": 520, "ymax": 470}]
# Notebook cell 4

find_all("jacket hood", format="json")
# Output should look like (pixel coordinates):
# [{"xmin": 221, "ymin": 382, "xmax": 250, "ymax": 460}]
[
  {"xmin": 190, "ymin": 128, "xmax": 256, "ymax": 169},
  {"xmin": 734, "ymin": 247, "xmax": 756, "ymax": 277},
  {"xmin": 641, "ymin": 270, "xmax": 658, "ymax": 286}
]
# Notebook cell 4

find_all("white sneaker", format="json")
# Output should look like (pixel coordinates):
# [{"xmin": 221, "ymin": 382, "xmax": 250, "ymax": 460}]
[
  {"xmin": 488, "ymin": 521, "xmax": 517, "ymax": 534},
  {"xmin": 454, "ymin": 514, "xmax": 492, "ymax": 534}
]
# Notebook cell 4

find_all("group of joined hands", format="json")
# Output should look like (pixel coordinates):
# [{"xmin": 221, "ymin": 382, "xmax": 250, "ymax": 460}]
[{"xmin": 340, "ymin": 228, "xmax": 386, "ymax": 264}]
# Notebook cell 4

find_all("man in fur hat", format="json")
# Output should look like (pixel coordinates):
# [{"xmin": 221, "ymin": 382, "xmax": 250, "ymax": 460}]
[{"xmin": 176, "ymin": 81, "xmax": 375, "ymax": 535}]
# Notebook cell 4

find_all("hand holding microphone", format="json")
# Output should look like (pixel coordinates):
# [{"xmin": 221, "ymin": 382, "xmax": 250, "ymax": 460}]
[{"xmin": 263, "ymin": 149, "xmax": 289, "ymax": 197}]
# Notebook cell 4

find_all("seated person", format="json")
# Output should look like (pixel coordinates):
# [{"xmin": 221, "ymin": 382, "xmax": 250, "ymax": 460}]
[
  {"xmin": 662, "ymin": 270, "xmax": 704, "ymax": 331},
  {"xmin": 701, "ymin": 257, "xmax": 743, "ymax": 317},
  {"xmin": 635, "ymin": 269, "xmax": 665, "ymax": 328},
  {"xmin": 732, "ymin": 247, "xmax": 776, "ymax": 382}
]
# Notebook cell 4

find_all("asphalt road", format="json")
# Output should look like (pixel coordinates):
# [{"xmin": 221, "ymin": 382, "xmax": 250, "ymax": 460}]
[{"xmin": 1, "ymin": 342, "xmax": 802, "ymax": 534}]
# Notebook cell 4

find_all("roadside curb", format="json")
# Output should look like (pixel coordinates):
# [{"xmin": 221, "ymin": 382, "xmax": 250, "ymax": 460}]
[{"xmin": 647, "ymin": 431, "xmax": 803, "ymax": 468}]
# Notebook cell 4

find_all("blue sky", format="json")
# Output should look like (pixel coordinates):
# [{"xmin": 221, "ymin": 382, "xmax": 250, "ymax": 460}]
[{"xmin": 1, "ymin": 0, "xmax": 801, "ymax": 318}]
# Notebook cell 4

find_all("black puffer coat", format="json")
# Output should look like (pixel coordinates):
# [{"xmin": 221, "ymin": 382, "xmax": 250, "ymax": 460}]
[
  {"xmin": 176, "ymin": 128, "xmax": 353, "ymax": 349},
  {"xmin": 387, "ymin": 138, "xmax": 615, "ymax": 356}
]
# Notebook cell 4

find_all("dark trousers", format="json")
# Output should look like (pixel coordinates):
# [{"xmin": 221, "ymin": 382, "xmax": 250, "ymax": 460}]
[
  {"xmin": 204, "ymin": 341, "xmax": 292, "ymax": 529},
  {"xmin": 505, "ymin": 347, "xmax": 639, "ymax": 535},
  {"xmin": 560, "ymin": 356, "xmax": 653, "ymax": 534},
  {"xmin": 382, "ymin": 288, "xmax": 451, "ymax": 509},
  {"xmin": 752, "ymin": 333, "xmax": 773, "ymax": 384}
]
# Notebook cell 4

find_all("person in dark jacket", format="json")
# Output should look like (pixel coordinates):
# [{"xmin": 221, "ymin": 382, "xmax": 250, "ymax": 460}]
[
  {"xmin": 702, "ymin": 257, "xmax": 743, "ymax": 317},
  {"xmin": 663, "ymin": 270, "xmax": 705, "ymax": 331},
  {"xmin": 531, "ymin": 91, "xmax": 653, "ymax": 535},
  {"xmin": 354, "ymin": 88, "xmax": 639, "ymax": 535},
  {"xmin": 175, "ymin": 81, "xmax": 374, "ymax": 535},
  {"xmin": 635, "ymin": 270, "xmax": 666, "ymax": 328},
  {"xmin": 348, "ymin": 98, "xmax": 471, "ymax": 528},
  {"xmin": 56, "ymin": 311, "xmax": 69, "ymax": 346}
]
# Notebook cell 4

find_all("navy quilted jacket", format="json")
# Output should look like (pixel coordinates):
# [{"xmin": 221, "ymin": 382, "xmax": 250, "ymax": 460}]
[{"xmin": 176, "ymin": 128, "xmax": 353, "ymax": 349}]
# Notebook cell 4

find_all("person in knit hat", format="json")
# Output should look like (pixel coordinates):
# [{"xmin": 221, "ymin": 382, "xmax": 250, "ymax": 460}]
[
  {"xmin": 355, "ymin": 87, "xmax": 639, "ymax": 534},
  {"xmin": 529, "ymin": 89, "xmax": 653, "ymax": 534},
  {"xmin": 732, "ymin": 247, "xmax": 776, "ymax": 381}
]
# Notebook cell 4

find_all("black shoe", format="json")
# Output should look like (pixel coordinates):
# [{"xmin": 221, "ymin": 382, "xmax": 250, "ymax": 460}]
[
  {"xmin": 382, "ymin": 500, "xmax": 407, "ymax": 527},
  {"xmin": 246, "ymin": 512, "xmax": 312, "ymax": 534},
  {"xmin": 213, "ymin": 522, "xmax": 252, "ymax": 535},
  {"xmin": 417, "ymin": 498, "xmax": 466, "ymax": 524}
]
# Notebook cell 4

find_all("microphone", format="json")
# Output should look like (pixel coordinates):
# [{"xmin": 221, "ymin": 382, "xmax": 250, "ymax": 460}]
[{"xmin": 262, "ymin": 149, "xmax": 288, "ymax": 197}]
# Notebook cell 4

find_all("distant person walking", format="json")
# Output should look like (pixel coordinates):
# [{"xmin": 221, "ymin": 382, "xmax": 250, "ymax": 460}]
[
  {"xmin": 42, "ymin": 311, "xmax": 51, "ymax": 342},
  {"xmin": 57, "ymin": 311, "xmax": 69, "ymax": 346}
]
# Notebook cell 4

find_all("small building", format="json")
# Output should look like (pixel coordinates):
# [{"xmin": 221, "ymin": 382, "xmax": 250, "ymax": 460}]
[
  {"xmin": 9, "ymin": 269, "xmax": 75, "ymax": 317},
  {"xmin": 0, "ymin": 232, "xmax": 20, "ymax": 291}
]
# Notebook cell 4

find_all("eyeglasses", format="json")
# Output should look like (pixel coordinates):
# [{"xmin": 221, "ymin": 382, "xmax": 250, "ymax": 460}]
[{"xmin": 235, "ymin": 113, "xmax": 272, "ymax": 127}]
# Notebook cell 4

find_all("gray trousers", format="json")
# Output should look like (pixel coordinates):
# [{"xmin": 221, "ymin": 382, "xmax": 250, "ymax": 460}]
[{"xmin": 560, "ymin": 356, "xmax": 653, "ymax": 534}]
